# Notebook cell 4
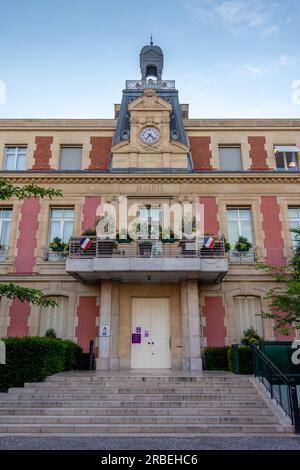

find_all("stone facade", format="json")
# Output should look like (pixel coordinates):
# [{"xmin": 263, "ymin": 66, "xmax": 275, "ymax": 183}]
[{"xmin": 0, "ymin": 43, "xmax": 299, "ymax": 370}]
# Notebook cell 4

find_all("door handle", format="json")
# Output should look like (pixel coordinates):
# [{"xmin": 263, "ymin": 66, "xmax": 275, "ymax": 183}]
[
  {"xmin": 151, "ymin": 342, "xmax": 154, "ymax": 345},
  {"xmin": 147, "ymin": 341, "xmax": 151, "ymax": 345},
  {"xmin": 169, "ymin": 336, "xmax": 172, "ymax": 349}
]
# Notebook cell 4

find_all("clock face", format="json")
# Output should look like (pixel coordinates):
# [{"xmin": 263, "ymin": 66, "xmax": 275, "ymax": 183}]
[{"xmin": 139, "ymin": 127, "xmax": 160, "ymax": 144}]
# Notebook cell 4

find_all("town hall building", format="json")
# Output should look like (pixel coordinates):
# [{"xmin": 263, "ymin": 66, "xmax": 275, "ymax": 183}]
[{"xmin": 0, "ymin": 41, "xmax": 299, "ymax": 371}]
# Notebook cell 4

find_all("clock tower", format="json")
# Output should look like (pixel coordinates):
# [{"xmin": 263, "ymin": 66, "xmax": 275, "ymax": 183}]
[{"xmin": 110, "ymin": 39, "xmax": 191, "ymax": 170}]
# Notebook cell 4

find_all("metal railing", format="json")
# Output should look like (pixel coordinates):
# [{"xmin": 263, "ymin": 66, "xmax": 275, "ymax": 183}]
[
  {"xmin": 229, "ymin": 248, "xmax": 257, "ymax": 263},
  {"xmin": 0, "ymin": 248, "xmax": 8, "ymax": 262},
  {"xmin": 68, "ymin": 236, "xmax": 225, "ymax": 260},
  {"xmin": 125, "ymin": 79, "xmax": 176, "ymax": 90},
  {"xmin": 44, "ymin": 249, "xmax": 68, "ymax": 262},
  {"xmin": 252, "ymin": 344, "xmax": 300, "ymax": 433}
]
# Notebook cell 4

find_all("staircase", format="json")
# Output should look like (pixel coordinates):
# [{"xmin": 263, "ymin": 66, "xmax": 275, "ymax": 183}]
[{"xmin": 0, "ymin": 372, "xmax": 293, "ymax": 435}]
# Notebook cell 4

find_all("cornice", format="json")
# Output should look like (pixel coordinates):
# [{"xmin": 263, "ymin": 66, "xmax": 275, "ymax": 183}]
[{"xmin": 2, "ymin": 172, "xmax": 300, "ymax": 184}]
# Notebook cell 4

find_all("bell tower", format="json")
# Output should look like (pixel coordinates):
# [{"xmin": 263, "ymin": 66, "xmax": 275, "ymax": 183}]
[{"xmin": 111, "ymin": 39, "xmax": 190, "ymax": 171}]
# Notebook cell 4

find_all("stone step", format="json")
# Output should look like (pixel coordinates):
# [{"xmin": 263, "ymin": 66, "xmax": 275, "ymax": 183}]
[
  {"xmin": 0, "ymin": 400, "xmax": 268, "ymax": 408},
  {"xmin": 41, "ymin": 380, "xmax": 253, "ymax": 388},
  {"xmin": 0, "ymin": 423, "xmax": 290, "ymax": 434},
  {"xmin": 0, "ymin": 407, "xmax": 274, "ymax": 417},
  {"xmin": 19, "ymin": 386, "xmax": 255, "ymax": 393},
  {"xmin": 3, "ymin": 393, "xmax": 261, "ymax": 401},
  {"xmin": 44, "ymin": 376, "xmax": 251, "ymax": 384},
  {"xmin": 0, "ymin": 415, "xmax": 279, "ymax": 425}
]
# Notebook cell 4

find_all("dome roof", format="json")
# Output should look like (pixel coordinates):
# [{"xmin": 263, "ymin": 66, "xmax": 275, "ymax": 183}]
[{"xmin": 140, "ymin": 44, "xmax": 163, "ymax": 56}]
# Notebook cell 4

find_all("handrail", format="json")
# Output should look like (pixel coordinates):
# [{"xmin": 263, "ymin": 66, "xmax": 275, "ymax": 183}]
[{"xmin": 252, "ymin": 343, "xmax": 300, "ymax": 433}]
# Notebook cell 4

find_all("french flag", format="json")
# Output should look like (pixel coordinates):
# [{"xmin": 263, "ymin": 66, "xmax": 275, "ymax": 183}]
[
  {"xmin": 203, "ymin": 236, "xmax": 215, "ymax": 249},
  {"xmin": 80, "ymin": 237, "xmax": 92, "ymax": 250}
]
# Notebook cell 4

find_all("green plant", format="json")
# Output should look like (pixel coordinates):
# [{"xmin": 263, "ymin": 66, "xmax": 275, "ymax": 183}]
[
  {"xmin": 224, "ymin": 238, "xmax": 231, "ymax": 253},
  {"xmin": 0, "ymin": 179, "xmax": 62, "ymax": 308},
  {"xmin": 255, "ymin": 227, "xmax": 300, "ymax": 336},
  {"xmin": 116, "ymin": 228, "xmax": 132, "ymax": 243},
  {"xmin": 81, "ymin": 228, "xmax": 96, "ymax": 236},
  {"xmin": 45, "ymin": 328, "xmax": 57, "ymax": 338},
  {"xmin": 235, "ymin": 236, "xmax": 252, "ymax": 252},
  {"xmin": 241, "ymin": 327, "xmax": 262, "ymax": 346},
  {"xmin": 204, "ymin": 347, "xmax": 229, "ymax": 370},
  {"xmin": 49, "ymin": 237, "xmax": 69, "ymax": 253},
  {"xmin": 0, "ymin": 337, "xmax": 83, "ymax": 392},
  {"xmin": 228, "ymin": 345, "xmax": 253, "ymax": 374}
]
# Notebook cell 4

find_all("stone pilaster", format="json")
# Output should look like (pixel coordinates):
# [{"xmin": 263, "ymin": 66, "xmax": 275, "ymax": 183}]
[
  {"xmin": 180, "ymin": 280, "xmax": 202, "ymax": 371},
  {"xmin": 96, "ymin": 281, "xmax": 120, "ymax": 370}
]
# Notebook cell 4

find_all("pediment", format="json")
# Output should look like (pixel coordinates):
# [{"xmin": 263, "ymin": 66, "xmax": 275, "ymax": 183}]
[{"xmin": 128, "ymin": 89, "xmax": 172, "ymax": 112}]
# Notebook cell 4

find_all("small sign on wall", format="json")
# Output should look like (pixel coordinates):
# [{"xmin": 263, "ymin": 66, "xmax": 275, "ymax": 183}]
[
  {"xmin": 136, "ymin": 327, "xmax": 141, "ymax": 333},
  {"xmin": 100, "ymin": 324, "xmax": 110, "ymax": 337},
  {"xmin": 132, "ymin": 333, "xmax": 141, "ymax": 344}
]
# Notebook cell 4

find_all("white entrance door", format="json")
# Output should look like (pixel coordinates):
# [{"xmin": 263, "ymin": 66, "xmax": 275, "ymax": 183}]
[{"xmin": 131, "ymin": 297, "xmax": 171, "ymax": 369}]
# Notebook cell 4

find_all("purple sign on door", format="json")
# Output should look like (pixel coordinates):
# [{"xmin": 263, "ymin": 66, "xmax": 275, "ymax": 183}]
[
  {"xmin": 144, "ymin": 330, "xmax": 150, "ymax": 338},
  {"xmin": 136, "ymin": 327, "xmax": 141, "ymax": 333},
  {"xmin": 132, "ymin": 333, "xmax": 141, "ymax": 344}
]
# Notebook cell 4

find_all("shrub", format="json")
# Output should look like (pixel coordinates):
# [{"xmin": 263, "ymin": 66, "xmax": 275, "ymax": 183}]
[
  {"xmin": 235, "ymin": 236, "xmax": 252, "ymax": 252},
  {"xmin": 81, "ymin": 228, "xmax": 96, "ymax": 236},
  {"xmin": 62, "ymin": 340, "xmax": 82, "ymax": 370},
  {"xmin": 228, "ymin": 345, "xmax": 253, "ymax": 374},
  {"xmin": 204, "ymin": 347, "xmax": 229, "ymax": 370},
  {"xmin": 0, "ymin": 337, "xmax": 82, "ymax": 392},
  {"xmin": 45, "ymin": 328, "xmax": 57, "ymax": 338}
]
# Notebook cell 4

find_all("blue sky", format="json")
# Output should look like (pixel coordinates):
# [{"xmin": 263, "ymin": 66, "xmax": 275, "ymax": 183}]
[{"xmin": 0, "ymin": 0, "xmax": 299, "ymax": 118}]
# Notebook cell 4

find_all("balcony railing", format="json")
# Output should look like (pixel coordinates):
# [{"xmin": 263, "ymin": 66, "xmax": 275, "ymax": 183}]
[
  {"xmin": 125, "ymin": 79, "xmax": 176, "ymax": 90},
  {"xmin": 44, "ymin": 249, "xmax": 68, "ymax": 262},
  {"xmin": 0, "ymin": 248, "xmax": 8, "ymax": 262},
  {"xmin": 229, "ymin": 248, "xmax": 257, "ymax": 263},
  {"xmin": 68, "ymin": 237, "xmax": 225, "ymax": 259}
]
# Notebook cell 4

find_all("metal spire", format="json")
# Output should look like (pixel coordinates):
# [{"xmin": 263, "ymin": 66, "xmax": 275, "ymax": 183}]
[{"xmin": 150, "ymin": 34, "xmax": 153, "ymax": 46}]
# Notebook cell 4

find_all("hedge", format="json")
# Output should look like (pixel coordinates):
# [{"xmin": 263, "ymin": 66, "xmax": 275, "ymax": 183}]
[
  {"xmin": 0, "ymin": 337, "xmax": 83, "ymax": 392},
  {"xmin": 204, "ymin": 347, "xmax": 229, "ymax": 371},
  {"xmin": 228, "ymin": 345, "xmax": 253, "ymax": 374}
]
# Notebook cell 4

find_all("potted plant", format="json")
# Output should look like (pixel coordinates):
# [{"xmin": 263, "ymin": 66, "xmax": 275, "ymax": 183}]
[
  {"xmin": 116, "ymin": 228, "xmax": 132, "ymax": 244},
  {"xmin": 81, "ymin": 228, "xmax": 96, "ymax": 236},
  {"xmin": 241, "ymin": 327, "xmax": 262, "ymax": 346},
  {"xmin": 161, "ymin": 226, "xmax": 176, "ymax": 243},
  {"xmin": 235, "ymin": 236, "xmax": 252, "ymax": 252},
  {"xmin": 224, "ymin": 238, "xmax": 231, "ymax": 253},
  {"xmin": 49, "ymin": 237, "xmax": 65, "ymax": 252}
]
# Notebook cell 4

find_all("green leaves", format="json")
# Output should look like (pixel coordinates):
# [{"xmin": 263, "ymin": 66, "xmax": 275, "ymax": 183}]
[
  {"xmin": 0, "ymin": 179, "xmax": 62, "ymax": 200},
  {"xmin": 257, "ymin": 227, "xmax": 300, "ymax": 336},
  {"xmin": 0, "ymin": 284, "xmax": 58, "ymax": 307}
]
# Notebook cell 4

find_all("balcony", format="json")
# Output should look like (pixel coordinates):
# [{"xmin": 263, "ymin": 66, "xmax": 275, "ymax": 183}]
[
  {"xmin": 125, "ymin": 79, "xmax": 175, "ymax": 90},
  {"xmin": 66, "ymin": 237, "xmax": 228, "ymax": 283},
  {"xmin": 44, "ymin": 249, "xmax": 68, "ymax": 262},
  {"xmin": 229, "ymin": 248, "xmax": 257, "ymax": 263}
]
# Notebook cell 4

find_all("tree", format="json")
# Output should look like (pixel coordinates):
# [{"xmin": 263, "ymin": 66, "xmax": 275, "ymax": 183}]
[
  {"xmin": 257, "ymin": 227, "xmax": 300, "ymax": 336},
  {"xmin": 0, "ymin": 179, "xmax": 63, "ymax": 308}
]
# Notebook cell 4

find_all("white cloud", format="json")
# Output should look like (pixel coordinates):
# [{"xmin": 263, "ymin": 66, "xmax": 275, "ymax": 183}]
[
  {"xmin": 278, "ymin": 55, "xmax": 291, "ymax": 66},
  {"xmin": 242, "ymin": 64, "xmax": 265, "ymax": 76},
  {"xmin": 185, "ymin": 0, "xmax": 279, "ymax": 35}
]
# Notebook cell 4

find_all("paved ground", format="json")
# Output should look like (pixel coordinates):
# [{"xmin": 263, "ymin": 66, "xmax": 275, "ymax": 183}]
[{"xmin": 0, "ymin": 436, "xmax": 300, "ymax": 450}]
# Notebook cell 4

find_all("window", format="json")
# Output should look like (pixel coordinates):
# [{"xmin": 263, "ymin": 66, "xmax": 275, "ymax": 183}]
[
  {"xmin": 219, "ymin": 146, "xmax": 242, "ymax": 171},
  {"xmin": 49, "ymin": 208, "xmax": 74, "ymax": 243},
  {"xmin": 227, "ymin": 208, "xmax": 253, "ymax": 246},
  {"xmin": 138, "ymin": 206, "xmax": 162, "ymax": 238},
  {"xmin": 4, "ymin": 146, "xmax": 27, "ymax": 170},
  {"xmin": 59, "ymin": 146, "xmax": 82, "ymax": 170},
  {"xmin": 234, "ymin": 296, "xmax": 263, "ymax": 342},
  {"xmin": 275, "ymin": 146, "xmax": 299, "ymax": 171},
  {"xmin": 288, "ymin": 207, "xmax": 300, "ymax": 247},
  {"xmin": 0, "ymin": 208, "xmax": 12, "ymax": 249},
  {"xmin": 39, "ymin": 297, "xmax": 68, "ymax": 338}
]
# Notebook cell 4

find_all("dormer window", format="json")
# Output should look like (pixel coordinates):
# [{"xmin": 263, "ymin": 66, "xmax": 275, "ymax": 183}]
[{"xmin": 274, "ymin": 145, "xmax": 299, "ymax": 171}]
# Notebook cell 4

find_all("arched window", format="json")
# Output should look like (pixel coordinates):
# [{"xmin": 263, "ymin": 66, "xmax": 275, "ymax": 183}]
[
  {"xmin": 234, "ymin": 296, "xmax": 264, "ymax": 341},
  {"xmin": 39, "ymin": 296, "xmax": 68, "ymax": 339}
]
